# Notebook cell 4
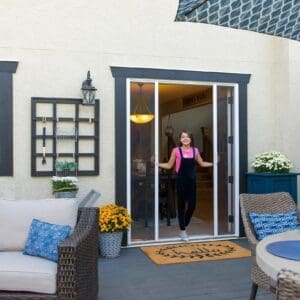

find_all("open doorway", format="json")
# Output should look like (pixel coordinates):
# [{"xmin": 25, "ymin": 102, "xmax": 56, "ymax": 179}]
[
  {"xmin": 111, "ymin": 66, "xmax": 251, "ymax": 246},
  {"xmin": 158, "ymin": 83, "xmax": 213, "ymax": 239},
  {"xmin": 128, "ymin": 80, "xmax": 237, "ymax": 245}
]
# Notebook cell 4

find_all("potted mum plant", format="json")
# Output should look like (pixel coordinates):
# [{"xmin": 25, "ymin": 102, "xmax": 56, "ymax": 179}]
[
  {"xmin": 252, "ymin": 151, "xmax": 293, "ymax": 173},
  {"xmin": 98, "ymin": 204, "xmax": 132, "ymax": 258},
  {"xmin": 247, "ymin": 151, "xmax": 299, "ymax": 202}
]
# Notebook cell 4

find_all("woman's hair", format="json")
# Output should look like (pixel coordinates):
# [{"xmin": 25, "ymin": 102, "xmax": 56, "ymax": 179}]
[{"xmin": 178, "ymin": 130, "xmax": 194, "ymax": 146}]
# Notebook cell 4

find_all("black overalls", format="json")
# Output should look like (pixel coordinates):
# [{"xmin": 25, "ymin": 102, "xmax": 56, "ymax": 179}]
[{"xmin": 176, "ymin": 147, "xmax": 196, "ymax": 231}]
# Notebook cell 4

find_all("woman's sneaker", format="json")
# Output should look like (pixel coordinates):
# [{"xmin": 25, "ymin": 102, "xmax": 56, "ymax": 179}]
[{"xmin": 179, "ymin": 230, "xmax": 189, "ymax": 241}]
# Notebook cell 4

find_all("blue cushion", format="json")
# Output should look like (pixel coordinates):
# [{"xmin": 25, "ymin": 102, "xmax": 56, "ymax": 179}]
[
  {"xmin": 23, "ymin": 219, "xmax": 72, "ymax": 262},
  {"xmin": 249, "ymin": 210, "xmax": 299, "ymax": 240}
]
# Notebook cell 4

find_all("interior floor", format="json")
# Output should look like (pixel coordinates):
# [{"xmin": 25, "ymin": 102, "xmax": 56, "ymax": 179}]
[{"xmin": 131, "ymin": 216, "xmax": 213, "ymax": 242}]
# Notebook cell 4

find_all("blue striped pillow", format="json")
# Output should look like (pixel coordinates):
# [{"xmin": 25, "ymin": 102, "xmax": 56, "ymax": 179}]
[{"xmin": 249, "ymin": 210, "xmax": 299, "ymax": 240}]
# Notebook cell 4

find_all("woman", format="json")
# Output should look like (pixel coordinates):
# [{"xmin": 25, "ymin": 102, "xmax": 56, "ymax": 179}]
[{"xmin": 159, "ymin": 131, "xmax": 213, "ymax": 241}]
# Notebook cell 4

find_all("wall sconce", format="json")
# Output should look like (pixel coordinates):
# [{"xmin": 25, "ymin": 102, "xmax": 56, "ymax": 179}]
[
  {"xmin": 130, "ymin": 83, "xmax": 154, "ymax": 124},
  {"xmin": 81, "ymin": 71, "xmax": 97, "ymax": 105}
]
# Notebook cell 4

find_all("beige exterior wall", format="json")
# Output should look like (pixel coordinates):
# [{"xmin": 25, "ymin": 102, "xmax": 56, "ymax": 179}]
[{"xmin": 0, "ymin": 0, "xmax": 299, "ymax": 202}]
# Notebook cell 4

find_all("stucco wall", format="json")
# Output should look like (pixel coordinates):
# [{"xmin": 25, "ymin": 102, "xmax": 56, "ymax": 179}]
[
  {"xmin": 0, "ymin": 0, "xmax": 299, "ymax": 203},
  {"xmin": 279, "ymin": 43, "xmax": 300, "ymax": 171}
]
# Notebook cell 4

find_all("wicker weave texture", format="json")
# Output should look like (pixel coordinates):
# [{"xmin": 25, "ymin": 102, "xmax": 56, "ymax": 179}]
[
  {"xmin": 277, "ymin": 269, "xmax": 300, "ymax": 300},
  {"xmin": 0, "ymin": 207, "xmax": 99, "ymax": 300},
  {"xmin": 240, "ymin": 192, "xmax": 297, "ymax": 294}
]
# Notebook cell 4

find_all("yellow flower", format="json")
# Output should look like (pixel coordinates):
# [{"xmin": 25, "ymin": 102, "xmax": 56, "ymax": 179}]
[{"xmin": 99, "ymin": 204, "xmax": 132, "ymax": 233}]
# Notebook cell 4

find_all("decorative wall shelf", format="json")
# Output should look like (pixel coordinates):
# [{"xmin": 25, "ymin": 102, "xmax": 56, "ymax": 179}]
[
  {"xmin": 31, "ymin": 97, "xmax": 99, "ymax": 176},
  {"xmin": 246, "ymin": 173, "xmax": 299, "ymax": 204}
]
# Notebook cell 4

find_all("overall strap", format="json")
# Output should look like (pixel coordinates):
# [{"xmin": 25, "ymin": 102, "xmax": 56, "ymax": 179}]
[{"xmin": 178, "ymin": 147, "xmax": 183, "ymax": 158}]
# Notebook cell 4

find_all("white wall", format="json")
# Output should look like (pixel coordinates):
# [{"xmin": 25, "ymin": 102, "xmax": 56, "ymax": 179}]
[
  {"xmin": 279, "ymin": 42, "xmax": 300, "ymax": 171},
  {"xmin": 0, "ymin": 0, "xmax": 299, "ymax": 203},
  {"xmin": 161, "ymin": 105, "xmax": 212, "ymax": 157}
]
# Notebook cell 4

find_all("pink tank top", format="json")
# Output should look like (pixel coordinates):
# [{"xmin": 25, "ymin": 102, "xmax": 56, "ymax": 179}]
[{"xmin": 173, "ymin": 147, "xmax": 199, "ymax": 173}]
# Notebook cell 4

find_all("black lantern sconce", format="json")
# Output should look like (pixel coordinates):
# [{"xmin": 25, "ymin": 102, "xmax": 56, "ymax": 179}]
[{"xmin": 81, "ymin": 71, "xmax": 97, "ymax": 105}]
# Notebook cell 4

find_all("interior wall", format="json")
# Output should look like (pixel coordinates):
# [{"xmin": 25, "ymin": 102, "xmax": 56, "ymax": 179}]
[{"xmin": 161, "ymin": 104, "xmax": 212, "ymax": 159}]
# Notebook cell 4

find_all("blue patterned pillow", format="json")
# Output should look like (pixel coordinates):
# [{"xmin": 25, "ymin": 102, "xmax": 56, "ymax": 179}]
[
  {"xmin": 249, "ymin": 210, "xmax": 299, "ymax": 240},
  {"xmin": 23, "ymin": 219, "xmax": 72, "ymax": 262}
]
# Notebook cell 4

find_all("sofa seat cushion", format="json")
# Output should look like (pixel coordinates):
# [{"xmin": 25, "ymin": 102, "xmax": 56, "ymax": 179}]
[
  {"xmin": 0, "ymin": 251, "xmax": 57, "ymax": 294},
  {"xmin": 0, "ymin": 198, "xmax": 78, "ymax": 251}
]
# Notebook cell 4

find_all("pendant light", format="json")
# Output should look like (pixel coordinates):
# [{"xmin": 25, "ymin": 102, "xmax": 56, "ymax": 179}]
[{"xmin": 130, "ymin": 83, "xmax": 154, "ymax": 124}]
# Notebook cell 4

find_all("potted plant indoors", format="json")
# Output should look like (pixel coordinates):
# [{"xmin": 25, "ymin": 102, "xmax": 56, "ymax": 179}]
[
  {"xmin": 52, "ymin": 176, "xmax": 78, "ymax": 198},
  {"xmin": 247, "ymin": 151, "xmax": 299, "ymax": 203},
  {"xmin": 98, "ymin": 204, "xmax": 132, "ymax": 258}
]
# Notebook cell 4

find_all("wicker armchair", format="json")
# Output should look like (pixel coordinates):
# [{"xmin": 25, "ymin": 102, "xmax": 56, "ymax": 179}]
[
  {"xmin": 0, "ymin": 207, "xmax": 99, "ymax": 300},
  {"xmin": 277, "ymin": 269, "xmax": 300, "ymax": 300},
  {"xmin": 240, "ymin": 192, "xmax": 299, "ymax": 300}
]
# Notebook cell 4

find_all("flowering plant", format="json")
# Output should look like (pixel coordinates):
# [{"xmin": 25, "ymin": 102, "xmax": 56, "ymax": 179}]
[
  {"xmin": 252, "ymin": 151, "xmax": 293, "ymax": 173},
  {"xmin": 52, "ymin": 176, "xmax": 79, "ymax": 193},
  {"xmin": 99, "ymin": 204, "xmax": 132, "ymax": 233}
]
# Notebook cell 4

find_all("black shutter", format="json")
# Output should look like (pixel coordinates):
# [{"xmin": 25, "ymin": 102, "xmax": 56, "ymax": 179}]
[{"xmin": 0, "ymin": 61, "xmax": 18, "ymax": 176}]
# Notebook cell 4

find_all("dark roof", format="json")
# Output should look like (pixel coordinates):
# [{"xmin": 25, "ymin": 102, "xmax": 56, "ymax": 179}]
[{"xmin": 175, "ymin": 0, "xmax": 300, "ymax": 41}]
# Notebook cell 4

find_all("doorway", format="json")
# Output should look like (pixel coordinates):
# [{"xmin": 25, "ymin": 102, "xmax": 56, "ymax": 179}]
[{"xmin": 127, "ymin": 80, "xmax": 239, "ymax": 245}]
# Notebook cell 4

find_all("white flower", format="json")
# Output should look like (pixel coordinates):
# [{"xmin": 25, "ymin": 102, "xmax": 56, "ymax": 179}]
[
  {"xmin": 52, "ymin": 176, "xmax": 78, "ymax": 185},
  {"xmin": 251, "ymin": 151, "xmax": 292, "ymax": 173}
]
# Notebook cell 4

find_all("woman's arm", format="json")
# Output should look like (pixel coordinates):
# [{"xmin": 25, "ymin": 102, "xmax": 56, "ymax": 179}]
[
  {"xmin": 159, "ymin": 149, "xmax": 176, "ymax": 170},
  {"xmin": 195, "ymin": 152, "xmax": 213, "ymax": 168}
]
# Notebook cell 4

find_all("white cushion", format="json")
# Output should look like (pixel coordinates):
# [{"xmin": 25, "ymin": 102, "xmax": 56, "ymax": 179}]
[
  {"xmin": 0, "ymin": 251, "xmax": 57, "ymax": 294},
  {"xmin": 0, "ymin": 198, "xmax": 79, "ymax": 251}
]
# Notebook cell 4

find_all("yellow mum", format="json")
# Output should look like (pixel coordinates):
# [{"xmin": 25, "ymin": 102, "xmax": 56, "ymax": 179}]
[{"xmin": 99, "ymin": 204, "xmax": 132, "ymax": 233}]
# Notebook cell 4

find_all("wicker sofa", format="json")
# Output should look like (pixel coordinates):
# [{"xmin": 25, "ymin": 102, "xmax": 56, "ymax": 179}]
[
  {"xmin": 0, "ymin": 198, "xmax": 99, "ymax": 300},
  {"xmin": 240, "ymin": 192, "xmax": 299, "ymax": 300}
]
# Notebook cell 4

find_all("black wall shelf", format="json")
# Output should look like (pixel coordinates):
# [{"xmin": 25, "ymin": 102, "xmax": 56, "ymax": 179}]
[{"xmin": 31, "ymin": 97, "xmax": 99, "ymax": 176}]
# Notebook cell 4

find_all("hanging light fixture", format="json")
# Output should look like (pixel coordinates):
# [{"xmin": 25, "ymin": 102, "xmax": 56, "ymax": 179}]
[{"xmin": 130, "ymin": 83, "xmax": 154, "ymax": 124}]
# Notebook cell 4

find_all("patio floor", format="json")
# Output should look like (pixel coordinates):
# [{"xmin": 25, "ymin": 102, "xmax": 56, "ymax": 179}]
[{"xmin": 98, "ymin": 239, "xmax": 274, "ymax": 300}]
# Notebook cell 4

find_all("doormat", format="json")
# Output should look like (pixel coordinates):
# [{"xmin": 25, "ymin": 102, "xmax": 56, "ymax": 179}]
[{"xmin": 140, "ymin": 241, "xmax": 251, "ymax": 265}]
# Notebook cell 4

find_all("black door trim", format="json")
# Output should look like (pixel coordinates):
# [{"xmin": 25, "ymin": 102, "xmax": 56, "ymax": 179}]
[{"xmin": 111, "ymin": 66, "xmax": 250, "ymax": 238}]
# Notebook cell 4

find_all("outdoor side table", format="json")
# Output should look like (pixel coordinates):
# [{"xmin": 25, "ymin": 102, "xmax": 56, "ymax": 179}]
[{"xmin": 256, "ymin": 229, "xmax": 300, "ymax": 282}]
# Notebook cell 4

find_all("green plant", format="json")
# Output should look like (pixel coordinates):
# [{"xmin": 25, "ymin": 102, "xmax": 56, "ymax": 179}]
[
  {"xmin": 252, "ymin": 151, "xmax": 293, "ymax": 173},
  {"xmin": 55, "ymin": 161, "xmax": 77, "ymax": 172},
  {"xmin": 52, "ymin": 176, "xmax": 78, "ymax": 193}
]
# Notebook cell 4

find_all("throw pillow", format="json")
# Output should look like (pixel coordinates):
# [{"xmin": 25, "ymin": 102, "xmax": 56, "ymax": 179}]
[
  {"xmin": 23, "ymin": 219, "xmax": 72, "ymax": 262},
  {"xmin": 249, "ymin": 210, "xmax": 299, "ymax": 240}
]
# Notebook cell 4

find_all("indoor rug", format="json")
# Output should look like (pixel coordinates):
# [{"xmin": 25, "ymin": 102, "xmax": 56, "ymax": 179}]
[{"xmin": 140, "ymin": 241, "xmax": 251, "ymax": 265}]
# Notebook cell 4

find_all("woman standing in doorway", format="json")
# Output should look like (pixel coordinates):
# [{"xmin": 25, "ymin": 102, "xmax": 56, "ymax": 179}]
[{"xmin": 159, "ymin": 131, "xmax": 213, "ymax": 241}]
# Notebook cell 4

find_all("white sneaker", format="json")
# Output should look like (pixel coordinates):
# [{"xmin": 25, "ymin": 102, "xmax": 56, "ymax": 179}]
[{"xmin": 179, "ymin": 230, "xmax": 189, "ymax": 241}]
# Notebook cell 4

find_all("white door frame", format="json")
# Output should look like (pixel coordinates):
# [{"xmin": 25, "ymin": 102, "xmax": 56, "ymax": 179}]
[{"xmin": 126, "ymin": 78, "xmax": 240, "ymax": 246}]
